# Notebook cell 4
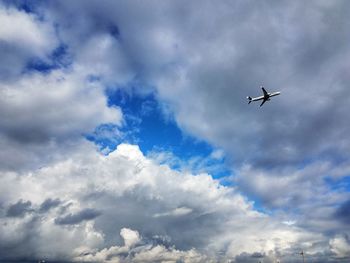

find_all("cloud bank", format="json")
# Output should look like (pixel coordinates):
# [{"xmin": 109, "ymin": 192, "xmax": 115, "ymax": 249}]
[{"xmin": 0, "ymin": 143, "xmax": 320, "ymax": 262}]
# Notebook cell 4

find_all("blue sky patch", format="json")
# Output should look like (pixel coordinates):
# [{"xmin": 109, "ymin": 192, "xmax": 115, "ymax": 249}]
[
  {"xmin": 324, "ymin": 175, "xmax": 350, "ymax": 193},
  {"xmin": 25, "ymin": 44, "xmax": 71, "ymax": 74},
  {"xmin": 86, "ymin": 85, "xmax": 231, "ymax": 179},
  {"xmin": 3, "ymin": 0, "xmax": 38, "ymax": 14}
]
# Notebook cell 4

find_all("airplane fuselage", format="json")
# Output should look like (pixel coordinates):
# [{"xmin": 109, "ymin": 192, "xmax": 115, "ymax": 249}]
[
  {"xmin": 250, "ymin": 91, "xmax": 280, "ymax": 101},
  {"xmin": 247, "ymin": 87, "xmax": 280, "ymax": 106}
]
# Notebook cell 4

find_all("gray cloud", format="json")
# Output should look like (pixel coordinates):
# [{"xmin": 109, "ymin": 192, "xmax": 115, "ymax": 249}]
[
  {"xmin": 0, "ymin": 3, "xmax": 58, "ymax": 80},
  {"xmin": 39, "ymin": 198, "xmax": 61, "ymax": 213},
  {"xmin": 55, "ymin": 208, "xmax": 102, "ymax": 225},
  {"xmin": 6, "ymin": 199, "xmax": 32, "ymax": 217},
  {"xmin": 335, "ymin": 199, "xmax": 350, "ymax": 225}
]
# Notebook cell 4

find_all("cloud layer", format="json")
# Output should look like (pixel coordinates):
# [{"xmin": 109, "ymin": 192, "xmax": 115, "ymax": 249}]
[
  {"xmin": 0, "ymin": 0, "xmax": 350, "ymax": 262},
  {"xmin": 0, "ymin": 143, "xmax": 322, "ymax": 262}
]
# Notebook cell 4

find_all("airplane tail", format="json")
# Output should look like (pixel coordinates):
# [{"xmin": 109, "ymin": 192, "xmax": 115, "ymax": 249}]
[{"xmin": 247, "ymin": 96, "xmax": 252, "ymax": 104}]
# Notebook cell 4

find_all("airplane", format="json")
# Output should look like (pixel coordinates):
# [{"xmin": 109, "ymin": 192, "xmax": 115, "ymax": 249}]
[{"xmin": 247, "ymin": 86, "xmax": 281, "ymax": 107}]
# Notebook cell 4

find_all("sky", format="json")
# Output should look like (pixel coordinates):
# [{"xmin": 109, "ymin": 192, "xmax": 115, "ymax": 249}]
[{"xmin": 0, "ymin": 0, "xmax": 350, "ymax": 262}]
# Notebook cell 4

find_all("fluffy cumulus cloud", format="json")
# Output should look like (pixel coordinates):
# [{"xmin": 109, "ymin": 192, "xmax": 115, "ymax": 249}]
[
  {"xmin": 1, "ymin": 0, "xmax": 350, "ymax": 262},
  {"xmin": 44, "ymin": 0, "xmax": 350, "ymax": 165},
  {"xmin": 0, "ymin": 69, "xmax": 122, "ymax": 170},
  {"xmin": 0, "ymin": 3, "xmax": 123, "ymax": 171},
  {"xmin": 23, "ymin": 1, "xmax": 349, "ymax": 166},
  {"xmin": 42, "ymin": 0, "xmax": 350, "ymax": 166},
  {"xmin": 0, "ymin": 143, "xmax": 318, "ymax": 262},
  {"xmin": 74, "ymin": 227, "xmax": 207, "ymax": 263},
  {"xmin": 330, "ymin": 235, "xmax": 350, "ymax": 259}
]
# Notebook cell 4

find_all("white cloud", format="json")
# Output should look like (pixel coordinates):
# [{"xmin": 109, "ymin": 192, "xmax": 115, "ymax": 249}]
[
  {"xmin": 330, "ymin": 235, "xmax": 350, "ymax": 259},
  {"xmin": 282, "ymin": 220, "xmax": 296, "ymax": 226},
  {"xmin": 0, "ymin": 70, "xmax": 121, "ymax": 138},
  {"xmin": 132, "ymin": 245, "xmax": 206, "ymax": 263},
  {"xmin": 0, "ymin": 6, "xmax": 55, "ymax": 54},
  {"xmin": 73, "ymin": 33, "xmax": 134, "ymax": 85},
  {"xmin": 153, "ymin": 206, "xmax": 192, "ymax": 218},
  {"xmin": 236, "ymin": 162, "xmax": 349, "ymax": 214},
  {"xmin": 120, "ymin": 227, "xmax": 141, "ymax": 248},
  {"xmin": 0, "ymin": 143, "xmax": 316, "ymax": 261},
  {"xmin": 210, "ymin": 149, "xmax": 225, "ymax": 160},
  {"xmin": 73, "ymin": 228, "xmax": 207, "ymax": 263},
  {"xmin": 0, "ymin": 69, "xmax": 122, "ymax": 171},
  {"xmin": 147, "ymin": 148, "xmax": 228, "ymax": 176}
]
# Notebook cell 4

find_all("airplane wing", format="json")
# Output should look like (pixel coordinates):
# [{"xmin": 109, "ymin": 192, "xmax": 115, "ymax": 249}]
[
  {"xmin": 261, "ymin": 87, "xmax": 268, "ymax": 97},
  {"xmin": 260, "ymin": 98, "xmax": 267, "ymax": 107}
]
